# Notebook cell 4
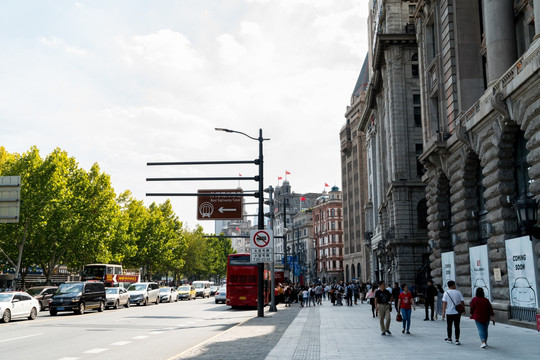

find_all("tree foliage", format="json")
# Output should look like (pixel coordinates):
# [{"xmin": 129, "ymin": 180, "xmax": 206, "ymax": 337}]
[{"xmin": 0, "ymin": 146, "xmax": 234, "ymax": 286}]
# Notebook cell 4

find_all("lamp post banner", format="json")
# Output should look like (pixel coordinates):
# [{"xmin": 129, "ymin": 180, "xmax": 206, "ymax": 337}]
[
  {"xmin": 469, "ymin": 245, "xmax": 492, "ymax": 301},
  {"xmin": 505, "ymin": 236, "xmax": 539, "ymax": 308},
  {"xmin": 441, "ymin": 251, "xmax": 456, "ymax": 291}
]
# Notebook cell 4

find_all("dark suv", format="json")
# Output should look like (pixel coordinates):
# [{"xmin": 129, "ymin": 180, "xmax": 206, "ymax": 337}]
[{"xmin": 49, "ymin": 281, "xmax": 106, "ymax": 315}]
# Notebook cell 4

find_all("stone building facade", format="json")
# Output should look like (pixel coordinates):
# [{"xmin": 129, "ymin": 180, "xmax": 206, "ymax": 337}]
[
  {"xmin": 357, "ymin": 0, "xmax": 430, "ymax": 288},
  {"xmin": 272, "ymin": 180, "xmax": 321, "ymax": 281},
  {"xmin": 414, "ymin": 0, "xmax": 540, "ymax": 323},
  {"xmin": 292, "ymin": 209, "xmax": 316, "ymax": 284},
  {"xmin": 314, "ymin": 187, "xmax": 344, "ymax": 283},
  {"xmin": 341, "ymin": 54, "xmax": 371, "ymax": 283}
]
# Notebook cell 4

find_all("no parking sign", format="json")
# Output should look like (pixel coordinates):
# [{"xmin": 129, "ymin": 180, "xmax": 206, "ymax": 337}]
[{"xmin": 250, "ymin": 229, "xmax": 273, "ymax": 263}]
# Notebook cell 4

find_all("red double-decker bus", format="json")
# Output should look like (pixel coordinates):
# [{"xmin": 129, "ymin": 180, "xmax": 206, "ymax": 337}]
[{"xmin": 226, "ymin": 254, "xmax": 270, "ymax": 308}]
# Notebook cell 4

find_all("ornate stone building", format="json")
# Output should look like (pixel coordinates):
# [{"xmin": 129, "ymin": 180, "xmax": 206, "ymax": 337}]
[
  {"xmin": 273, "ymin": 180, "xmax": 321, "ymax": 281},
  {"xmin": 358, "ymin": 0, "xmax": 429, "ymax": 288},
  {"xmin": 314, "ymin": 187, "xmax": 344, "ymax": 283},
  {"xmin": 415, "ymin": 0, "xmax": 540, "ymax": 324},
  {"xmin": 341, "ymin": 54, "xmax": 371, "ymax": 283}
]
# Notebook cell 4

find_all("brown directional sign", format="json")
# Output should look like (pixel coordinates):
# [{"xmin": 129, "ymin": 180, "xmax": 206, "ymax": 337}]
[{"xmin": 197, "ymin": 189, "xmax": 243, "ymax": 220}]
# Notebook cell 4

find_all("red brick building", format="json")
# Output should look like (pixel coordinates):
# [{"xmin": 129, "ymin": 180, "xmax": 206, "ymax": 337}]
[{"xmin": 313, "ymin": 186, "xmax": 344, "ymax": 283}]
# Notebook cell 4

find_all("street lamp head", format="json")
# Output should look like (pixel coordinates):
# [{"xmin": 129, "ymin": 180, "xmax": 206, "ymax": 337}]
[{"xmin": 215, "ymin": 128, "xmax": 233, "ymax": 133}]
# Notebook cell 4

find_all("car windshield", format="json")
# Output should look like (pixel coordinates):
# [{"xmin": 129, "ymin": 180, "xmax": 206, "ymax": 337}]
[
  {"xmin": 193, "ymin": 283, "xmax": 204, "ymax": 289},
  {"xmin": 106, "ymin": 288, "xmax": 118, "ymax": 294},
  {"xmin": 160, "ymin": 288, "xmax": 171, "ymax": 293},
  {"xmin": 26, "ymin": 288, "xmax": 44, "ymax": 296},
  {"xmin": 0, "ymin": 293, "xmax": 13, "ymax": 302},
  {"xmin": 127, "ymin": 284, "xmax": 147, "ymax": 291},
  {"xmin": 56, "ymin": 283, "xmax": 83, "ymax": 295},
  {"xmin": 178, "ymin": 286, "xmax": 190, "ymax": 291}
]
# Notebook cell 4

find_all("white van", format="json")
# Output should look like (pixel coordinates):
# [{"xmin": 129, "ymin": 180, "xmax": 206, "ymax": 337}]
[{"xmin": 192, "ymin": 281, "xmax": 211, "ymax": 298}]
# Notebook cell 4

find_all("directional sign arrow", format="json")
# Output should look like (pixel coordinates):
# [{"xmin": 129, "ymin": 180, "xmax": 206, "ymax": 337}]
[{"xmin": 219, "ymin": 207, "xmax": 237, "ymax": 213}]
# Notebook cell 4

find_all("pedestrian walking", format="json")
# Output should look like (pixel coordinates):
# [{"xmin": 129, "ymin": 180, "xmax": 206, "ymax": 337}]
[
  {"xmin": 391, "ymin": 282, "xmax": 401, "ymax": 312},
  {"xmin": 367, "ymin": 285, "xmax": 377, "ymax": 317},
  {"xmin": 375, "ymin": 281, "xmax": 393, "ymax": 335},
  {"xmin": 315, "ymin": 284, "xmax": 323, "ymax": 304},
  {"xmin": 470, "ymin": 288, "xmax": 495, "ymax": 349},
  {"xmin": 346, "ymin": 283, "xmax": 353, "ymax": 306},
  {"xmin": 435, "ymin": 284, "xmax": 444, "ymax": 320},
  {"xmin": 302, "ymin": 287, "xmax": 309, "ymax": 307},
  {"xmin": 397, "ymin": 284, "xmax": 416, "ymax": 334},
  {"xmin": 442, "ymin": 280, "xmax": 465, "ymax": 345},
  {"xmin": 424, "ymin": 280, "xmax": 437, "ymax": 321},
  {"xmin": 353, "ymin": 283, "xmax": 360, "ymax": 305}
]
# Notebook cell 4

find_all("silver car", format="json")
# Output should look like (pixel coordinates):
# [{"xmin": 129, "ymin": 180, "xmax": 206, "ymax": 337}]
[
  {"xmin": 127, "ymin": 282, "xmax": 160, "ymax": 306},
  {"xmin": 105, "ymin": 287, "xmax": 130, "ymax": 309},
  {"xmin": 214, "ymin": 286, "xmax": 226, "ymax": 304}
]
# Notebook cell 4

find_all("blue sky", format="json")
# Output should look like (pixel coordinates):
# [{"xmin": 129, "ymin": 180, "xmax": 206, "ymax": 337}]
[{"xmin": 0, "ymin": 0, "xmax": 368, "ymax": 232}]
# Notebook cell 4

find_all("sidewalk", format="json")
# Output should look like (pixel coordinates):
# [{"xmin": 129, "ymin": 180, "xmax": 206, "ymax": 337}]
[{"xmin": 174, "ymin": 299, "xmax": 540, "ymax": 360}]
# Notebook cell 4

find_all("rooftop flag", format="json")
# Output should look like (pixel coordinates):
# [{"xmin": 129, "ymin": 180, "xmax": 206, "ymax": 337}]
[
  {"xmin": 285, "ymin": 170, "xmax": 291, "ymax": 175},
  {"xmin": 325, "ymin": 183, "xmax": 329, "ymax": 187}
]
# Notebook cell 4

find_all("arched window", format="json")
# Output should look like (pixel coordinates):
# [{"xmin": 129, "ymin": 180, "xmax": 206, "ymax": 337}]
[
  {"xmin": 351, "ymin": 264, "xmax": 356, "ymax": 280},
  {"xmin": 358, "ymin": 263, "xmax": 361, "ymax": 281},
  {"xmin": 417, "ymin": 198, "xmax": 428, "ymax": 229}
]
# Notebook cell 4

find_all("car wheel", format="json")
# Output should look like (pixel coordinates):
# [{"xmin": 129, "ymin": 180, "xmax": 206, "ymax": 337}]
[
  {"xmin": 76, "ymin": 302, "xmax": 85, "ymax": 315},
  {"xmin": 98, "ymin": 301, "xmax": 104, "ymax": 312},
  {"xmin": 113, "ymin": 300, "xmax": 119, "ymax": 310},
  {"xmin": 28, "ymin": 307, "xmax": 38, "ymax": 320},
  {"xmin": 143, "ymin": 298, "xmax": 148, "ymax": 306},
  {"xmin": 49, "ymin": 309, "xmax": 57, "ymax": 316},
  {"xmin": 125, "ymin": 300, "xmax": 130, "ymax": 308},
  {"xmin": 215, "ymin": 299, "xmax": 218, "ymax": 304},
  {"xmin": 155, "ymin": 296, "xmax": 159, "ymax": 305},
  {"xmin": 1, "ymin": 309, "xmax": 11, "ymax": 323}
]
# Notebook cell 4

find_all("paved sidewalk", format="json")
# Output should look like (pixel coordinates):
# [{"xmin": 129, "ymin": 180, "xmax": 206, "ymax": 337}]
[
  {"xmin": 267, "ymin": 300, "xmax": 539, "ymax": 360},
  {"xmin": 174, "ymin": 300, "xmax": 539, "ymax": 360}
]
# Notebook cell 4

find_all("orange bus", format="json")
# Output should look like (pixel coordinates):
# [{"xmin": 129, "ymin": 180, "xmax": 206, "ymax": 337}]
[{"xmin": 226, "ymin": 254, "xmax": 270, "ymax": 308}]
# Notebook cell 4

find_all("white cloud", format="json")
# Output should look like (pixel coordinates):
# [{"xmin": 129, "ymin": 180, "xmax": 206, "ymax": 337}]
[
  {"xmin": 217, "ymin": 33, "xmax": 247, "ymax": 65},
  {"xmin": 39, "ymin": 36, "xmax": 88, "ymax": 56},
  {"xmin": 120, "ymin": 29, "xmax": 205, "ymax": 72}
]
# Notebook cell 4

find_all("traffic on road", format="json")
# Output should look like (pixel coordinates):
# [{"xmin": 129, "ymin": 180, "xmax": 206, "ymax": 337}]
[{"xmin": 0, "ymin": 290, "xmax": 253, "ymax": 360}]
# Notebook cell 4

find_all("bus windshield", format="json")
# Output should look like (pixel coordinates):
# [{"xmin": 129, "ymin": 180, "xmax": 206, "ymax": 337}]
[
  {"xmin": 82, "ymin": 265, "xmax": 106, "ymax": 278},
  {"xmin": 229, "ymin": 255, "xmax": 254, "ymax": 266}
]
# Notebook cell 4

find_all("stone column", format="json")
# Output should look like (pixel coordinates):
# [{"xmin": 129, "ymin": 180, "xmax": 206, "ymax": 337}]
[
  {"xmin": 535, "ymin": 0, "xmax": 540, "ymax": 41},
  {"xmin": 483, "ymin": 0, "xmax": 517, "ymax": 84}
]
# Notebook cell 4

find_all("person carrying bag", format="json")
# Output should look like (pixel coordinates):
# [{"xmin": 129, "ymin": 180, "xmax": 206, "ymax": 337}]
[{"xmin": 442, "ymin": 281, "xmax": 465, "ymax": 345}]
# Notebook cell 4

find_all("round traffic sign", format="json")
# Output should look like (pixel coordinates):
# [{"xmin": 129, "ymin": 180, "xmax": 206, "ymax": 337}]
[{"xmin": 253, "ymin": 231, "xmax": 270, "ymax": 248}]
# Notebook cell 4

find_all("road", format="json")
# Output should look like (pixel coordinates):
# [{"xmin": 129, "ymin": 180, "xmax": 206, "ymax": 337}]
[{"xmin": 0, "ymin": 297, "xmax": 256, "ymax": 360}]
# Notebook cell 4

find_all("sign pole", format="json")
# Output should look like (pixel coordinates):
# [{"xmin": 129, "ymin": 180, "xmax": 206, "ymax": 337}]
[{"xmin": 257, "ymin": 128, "xmax": 265, "ymax": 318}]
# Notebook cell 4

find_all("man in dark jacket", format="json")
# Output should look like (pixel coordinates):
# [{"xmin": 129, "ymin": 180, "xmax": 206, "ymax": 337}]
[{"xmin": 424, "ymin": 280, "xmax": 438, "ymax": 321}]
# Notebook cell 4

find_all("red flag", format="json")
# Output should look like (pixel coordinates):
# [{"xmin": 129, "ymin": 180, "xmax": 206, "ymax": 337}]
[
  {"xmin": 325, "ymin": 183, "xmax": 329, "ymax": 187},
  {"xmin": 300, "ymin": 196, "xmax": 306, "ymax": 201},
  {"xmin": 285, "ymin": 170, "xmax": 291, "ymax": 175},
  {"xmin": 278, "ymin": 176, "xmax": 283, "ymax": 180},
  {"xmin": 239, "ymin": 173, "xmax": 242, "ymax": 176},
  {"xmin": 236, "ymin": 227, "xmax": 240, "ymax": 231}
]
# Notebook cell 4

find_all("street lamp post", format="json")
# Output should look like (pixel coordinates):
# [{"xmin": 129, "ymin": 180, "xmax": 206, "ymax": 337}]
[{"xmin": 216, "ymin": 128, "xmax": 269, "ymax": 318}]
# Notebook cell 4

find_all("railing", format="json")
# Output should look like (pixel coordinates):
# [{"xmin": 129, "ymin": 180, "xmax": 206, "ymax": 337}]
[{"xmin": 510, "ymin": 305, "xmax": 537, "ymax": 322}]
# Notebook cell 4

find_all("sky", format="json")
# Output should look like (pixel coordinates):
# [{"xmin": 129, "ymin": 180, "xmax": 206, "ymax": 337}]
[{"xmin": 0, "ymin": 0, "xmax": 369, "ymax": 233}]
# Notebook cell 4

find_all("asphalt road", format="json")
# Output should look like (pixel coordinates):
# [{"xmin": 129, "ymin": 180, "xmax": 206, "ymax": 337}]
[{"xmin": 0, "ymin": 297, "xmax": 256, "ymax": 360}]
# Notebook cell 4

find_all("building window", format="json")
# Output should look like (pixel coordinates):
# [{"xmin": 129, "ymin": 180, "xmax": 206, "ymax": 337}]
[
  {"xmin": 413, "ymin": 94, "xmax": 421, "ymax": 127},
  {"xmin": 417, "ymin": 198, "xmax": 428, "ymax": 229},
  {"xmin": 514, "ymin": 133, "xmax": 532, "ymax": 197},
  {"xmin": 416, "ymin": 144, "xmax": 424, "ymax": 177},
  {"xmin": 476, "ymin": 160, "xmax": 488, "ymax": 243},
  {"xmin": 332, "ymin": 235, "xmax": 336, "ymax": 243},
  {"xmin": 331, "ymin": 222, "xmax": 336, "ymax": 230},
  {"xmin": 411, "ymin": 53, "xmax": 419, "ymax": 77}
]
